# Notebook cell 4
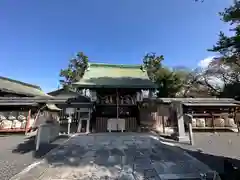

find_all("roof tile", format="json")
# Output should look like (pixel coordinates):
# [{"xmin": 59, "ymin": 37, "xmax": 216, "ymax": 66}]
[{"xmin": 73, "ymin": 63, "xmax": 155, "ymax": 88}]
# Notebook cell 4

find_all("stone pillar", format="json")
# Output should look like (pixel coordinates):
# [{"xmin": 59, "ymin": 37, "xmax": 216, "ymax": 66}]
[
  {"xmin": 172, "ymin": 101, "xmax": 189, "ymax": 143},
  {"xmin": 184, "ymin": 114, "xmax": 194, "ymax": 145},
  {"xmin": 77, "ymin": 120, "xmax": 82, "ymax": 133},
  {"xmin": 67, "ymin": 116, "xmax": 72, "ymax": 135},
  {"xmin": 86, "ymin": 120, "xmax": 90, "ymax": 133},
  {"xmin": 86, "ymin": 110, "xmax": 91, "ymax": 133}
]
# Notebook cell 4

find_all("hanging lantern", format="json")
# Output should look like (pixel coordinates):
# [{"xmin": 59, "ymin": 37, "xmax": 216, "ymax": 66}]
[
  {"xmin": 82, "ymin": 89, "xmax": 86, "ymax": 96},
  {"xmin": 141, "ymin": 90, "xmax": 149, "ymax": 98},
  {"xmin": 85, "ymin": 89, "xmax": 91, "ymax": 97}
]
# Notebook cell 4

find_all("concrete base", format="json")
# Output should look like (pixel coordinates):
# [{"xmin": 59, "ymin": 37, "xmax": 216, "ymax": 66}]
[{"xmin": 176, "ymin": 135, "xmax": 190, "ymax": 143}]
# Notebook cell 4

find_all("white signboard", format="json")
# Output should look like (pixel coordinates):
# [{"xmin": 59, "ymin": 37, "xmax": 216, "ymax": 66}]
[{"xmin": 65, "ymin": 108, "xmax": 75, "ymax": 115}]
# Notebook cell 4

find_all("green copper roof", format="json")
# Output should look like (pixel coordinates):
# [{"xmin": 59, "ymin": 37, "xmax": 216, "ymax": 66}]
[
  {"xmin": 0, "ymin": 76, "xmax": 51, "ymax": 97},
  {"xmin": 73, "ymin": 63, "xmax": 156, "ymax": 88}
]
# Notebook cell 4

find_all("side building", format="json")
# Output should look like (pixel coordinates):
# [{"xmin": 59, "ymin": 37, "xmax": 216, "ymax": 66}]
[
  {"xmin": 0, "ymin": 76, "xmax": 48, "ymax": 97},
  {"xmin": 0, "ymin": 76, "xmax": 58, "ymax": 133}
]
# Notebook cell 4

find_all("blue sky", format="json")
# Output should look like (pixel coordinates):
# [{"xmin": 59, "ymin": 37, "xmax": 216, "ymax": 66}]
[{"xmin": 0, "ymin": 0, "xmax": 232, "ymax": 92}]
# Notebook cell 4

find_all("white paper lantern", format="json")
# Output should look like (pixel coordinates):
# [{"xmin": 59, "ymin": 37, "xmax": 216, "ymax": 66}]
[
  {"xmin": 192, "ymin": 118, "xmax": 197, "ymax": 127},
  {"xmin": 8, "ymin": 115, "xmax": 16, "ymax": 121},
  {"xmin": 18, "ymin": 115, "xmax": 26, "ymax": 121},
  {"xmin": 0, "ymin": 114, "xmax": 6, "ymax": 121},
  {"xmin": 205, "ymin": 118, "xmax": 213, "ymax": 127},
  {"xmin": 141, "ymin": 90, "xmax": 149, "ymax": 98},
  {"xmin": 85, "ymin": 89, "xmax": 91, "ymax": 97},
  {"xmin": 214, "ymin": 118, "xmax": 225, "ymax": 127},
  {"xmin": 196, "ymin": 118, "xmax": 205, "ymax": 127},
  {"xmin": 0, "ymin": 120, "xmax": 12, "ymax": 129},
  {"xmin": 225, "ymin": 118, "xmax": 237, "ymax": 128},
  {"xmin": 12, "ymin": 120, "xmax": 22, "ymax": 128}
]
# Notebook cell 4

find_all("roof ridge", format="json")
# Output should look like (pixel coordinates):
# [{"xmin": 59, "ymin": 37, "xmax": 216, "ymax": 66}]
[
  {"xmin": 0, "ymin": 76, "xmax": 42, "ymax": 90},
  {"xmin": 89, "ymin": 62, "xmax": 143, "ymax": 68}
]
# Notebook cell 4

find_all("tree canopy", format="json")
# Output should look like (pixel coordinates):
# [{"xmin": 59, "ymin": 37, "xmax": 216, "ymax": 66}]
[
  {"xmin": 207, "ymin": 0, "xmax": 240, "ymax": 99},
  {"xmin": 176, "ymin": 0, "xmax": 240, "ymax": 99},
  {"xmin": 59, "ymin": 52, "xmax": 89, "ymax": 90},
  {"xmin": 142, "ymin": 53, "xmax": 187, "ymax": 97}
]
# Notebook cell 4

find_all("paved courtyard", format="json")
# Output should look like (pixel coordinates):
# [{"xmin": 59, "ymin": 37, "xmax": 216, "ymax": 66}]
[
  {"xmin": 0, "ymin": 134, "xmax": 37, "ymax": 180},
  {"xmin": 0, "ymin": 134, "xmax": 69, "ymax": 180},
  {"xmin": 175, "ymin": 132, "xmax": 240, "ymax": 179},
  {"xmin": 186, "ymin": 132, "xmax": 240, "ymax": 159},
  {"xmin": 12, "ymin": 133, "xmax": 218, "ymax": 180}
]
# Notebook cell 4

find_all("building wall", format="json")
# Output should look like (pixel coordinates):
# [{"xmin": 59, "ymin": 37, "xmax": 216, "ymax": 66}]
[{"xmin": 139, "ymin": 103, "xmax": 176, "ymax": 134}]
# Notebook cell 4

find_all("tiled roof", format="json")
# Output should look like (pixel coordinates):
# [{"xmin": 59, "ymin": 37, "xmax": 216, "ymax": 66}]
[
  {"xmin": 0, "ymin": 76, "xmax": 50, "ymax": 97},
  {"xmin": 73, "ymin": 63, "xmax": 156, "ymax": 88},
  {"xmin": 48, "ymin": 88, "xmax": 80, "ymax": 98},
  {"xmin": 153, "ymin": 98, "xmax": 240, "ymax": 105}
]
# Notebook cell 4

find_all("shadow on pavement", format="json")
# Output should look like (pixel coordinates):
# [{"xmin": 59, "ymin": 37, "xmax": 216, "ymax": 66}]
[
  {"xmin": 155, "ymin": 132, "xmax": 240, "ymax": 180},
  {"xmin": 11, "ymin": 135, "xmax": 69, "ymax": 159},
  {"xmin": 11, "ymin": 133, "xmax": 240, "ymax": 179},
  {"xmin": 178, "ymin": 146, "xmax": 240, "ymax": 180},
  {"xmin": 39, "ymin": 134, "xmax": 219, "ymax": 179}
]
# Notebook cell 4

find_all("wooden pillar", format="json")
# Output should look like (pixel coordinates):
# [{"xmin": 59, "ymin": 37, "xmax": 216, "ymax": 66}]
[
  {"xmin": 25, "ymin": 109, "xmax": 31, "ymax": 135},
  {"xmin": 162, "ymin": 116, "xmax": 165, "ymax": 134},
  {"xmin": 235, "ymin": 108, "xmax": 240, "ymax": 134},
  {"xmin": 211, "ymin": 113, "xmax": 215, "ymax": 133}
]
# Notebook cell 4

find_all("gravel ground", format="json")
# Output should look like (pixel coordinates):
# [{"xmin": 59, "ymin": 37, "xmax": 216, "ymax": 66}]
[
  {"xmin": 0, "ymin": 134, "xmax": 69, "ymax": 180},
  {"xmin": 174, "ymin": 132, "xmax": 240, "ymax": 180},
  {"xmin": 184, "ymin": 132, "xmax": 240, "ymax": 159}
]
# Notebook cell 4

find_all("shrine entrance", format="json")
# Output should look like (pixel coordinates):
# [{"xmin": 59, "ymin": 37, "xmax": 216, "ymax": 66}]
[
  {"xmin": 76, "ymin": 108, "xmax": 91, "ymax": 133},
  {"xmin": 94, "ymin": 88, "xmax": 139, "ymax": 132}
]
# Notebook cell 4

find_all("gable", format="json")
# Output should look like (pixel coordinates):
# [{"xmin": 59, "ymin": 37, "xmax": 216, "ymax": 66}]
[
  {"xmin": 48, "ymin": 88, "xmax": 85, "ymax": 99},
  {"xmin": 73, "ymin": 63, "xmax": 156, "ymax": 88},
  {"xmin": 0, "ymin": 76, "xmax": 50, "ymax": 97}
]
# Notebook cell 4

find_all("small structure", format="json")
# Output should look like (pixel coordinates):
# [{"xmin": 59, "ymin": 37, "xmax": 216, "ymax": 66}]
[
  {"xmin": 0, "ymin": 98, "xmax": 61, "ymax": 133},
  {"xmin": 0, "ymin": 76, "xmax": 50, "ymax": 97},
  {"xmin": 0, "ymin": 76, "xmax": 52, "ymax": 133},
  {"xmin": 48, "ymin": 88, "xmax": 93, "ymax": 133},
  {"xmin": 151, "ymin": 98, "xmax": 240, "ymax": 142},
  {"xmin": 181, "ymin": 98, "xmax": 239, "ymax": 132}
]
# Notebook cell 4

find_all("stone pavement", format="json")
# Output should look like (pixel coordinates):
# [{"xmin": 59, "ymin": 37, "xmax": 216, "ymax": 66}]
[{"xmin": 11, "ymin": 133, "xmax": 219, "ymax": 180}]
